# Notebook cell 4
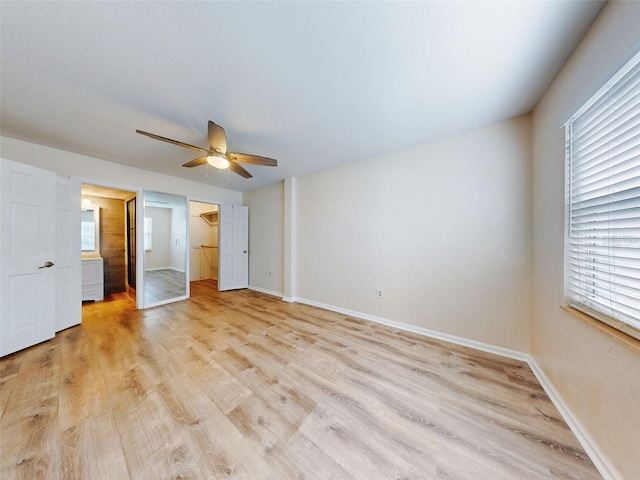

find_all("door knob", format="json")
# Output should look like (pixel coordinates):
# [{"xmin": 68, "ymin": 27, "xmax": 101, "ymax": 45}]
[
  {"xmin": 39, "ymin": 261, "xmax": 55, "ymax": 269},
  {"xmin": 243, "ymin": 250, "xmax": 247, "ymax": 254}
]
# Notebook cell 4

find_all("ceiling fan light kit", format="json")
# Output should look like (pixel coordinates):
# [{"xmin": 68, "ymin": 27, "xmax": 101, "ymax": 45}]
[
  {"xmin": 207, "ymin": 154, "xmax": 230, "ymax": 169},
  {"xmin": 136, "ymin": 120, "xmax": 277, "ymax": 179}
]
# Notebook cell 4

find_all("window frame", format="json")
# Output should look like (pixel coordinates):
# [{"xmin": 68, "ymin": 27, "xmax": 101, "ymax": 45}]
[{"xmin": 564, "ymin": 50, "xmax": 640, "ymax": 342}]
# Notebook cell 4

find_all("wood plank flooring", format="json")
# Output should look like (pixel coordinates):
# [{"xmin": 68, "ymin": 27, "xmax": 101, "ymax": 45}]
[
  {"xmin": 144, "ymin": 269, "xmax": 186, "ymax": 304},
  {"xmin": 1, "ymin": 280, "xmax": 601, "ymax": 479}
]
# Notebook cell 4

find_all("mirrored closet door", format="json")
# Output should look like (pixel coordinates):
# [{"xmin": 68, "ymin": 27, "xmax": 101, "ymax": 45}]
[{"xmin": 143, "ymin": 191, "xmax": 188, "ymax": 307}]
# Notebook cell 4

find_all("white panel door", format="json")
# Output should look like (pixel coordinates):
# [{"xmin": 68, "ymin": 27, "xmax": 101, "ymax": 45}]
[
  {"xmin": 55, "ymin": 177, "xmax": 81, "ymax": 332},
  {"xmin": 0, "ymin": 158, "xmax": 56, "ymax": 356},
  {"xmin": 218, "ymin": 205, "xmax": 249, "ymax": 291}
]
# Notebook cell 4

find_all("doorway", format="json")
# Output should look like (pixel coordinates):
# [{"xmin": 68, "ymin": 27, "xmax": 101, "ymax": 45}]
[
  {"xmin": 81, "ymin": 184, "xmax": 137, "ymax": 303},
  {"xmin": 189, "ymin": 201, "xmax": 219, "ymax": 289}
]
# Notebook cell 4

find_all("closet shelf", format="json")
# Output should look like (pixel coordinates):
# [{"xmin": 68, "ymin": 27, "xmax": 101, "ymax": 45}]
[{"xmin": 200, "ymin": 211, "xmax": 218, "ymax": 226}]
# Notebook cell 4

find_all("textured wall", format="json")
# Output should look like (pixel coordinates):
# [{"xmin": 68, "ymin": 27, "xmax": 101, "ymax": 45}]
[
  {"xmin": 0, "ymin": 137, "xmax": 242, "ymax": 206},
  {"xmin": 144, "ymin": 207, "xmax": 171, "ymax": 270},
  {"xmin": 243, "ymin": 181, "xmax": 284, "ymax": 294},
  {"xmin": 295, "ymin": 116, "xmax": 531, "ymax": 352},
  {"xmin": 242, "ymin": 117, "xmax": 531, "ymax": 351},
  {"xmin": 530, "ymin": 2, "xmax": 640, "ymax": 478},
  {"xmin": 169, "ymin": 206, "xmax": 187, "ymax": 272}
]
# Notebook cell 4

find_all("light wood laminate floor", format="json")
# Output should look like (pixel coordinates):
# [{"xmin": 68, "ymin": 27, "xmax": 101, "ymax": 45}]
[{"xmin": 1, "ymin": 281, "xmax": 601, "ymax": 479}]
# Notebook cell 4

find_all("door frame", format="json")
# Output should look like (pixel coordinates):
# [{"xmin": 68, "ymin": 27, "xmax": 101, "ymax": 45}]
[
  {"xmin": 126, "ymin": 197, "xmax": 137, "ymax": 291},
  {"xmin": 56, "ymin": 176, "xmax": 82, "ymax": 332},
  {"xmin": 188, "ymin": 198, "xmax": 221, "ymax": 286},
  {"xmin": 188, "ymin": 196, "xmax": 227, "ymax": 291},
  {"xmin": 74, "ymin": 177, "xmax": 145, "ymax": 309}
]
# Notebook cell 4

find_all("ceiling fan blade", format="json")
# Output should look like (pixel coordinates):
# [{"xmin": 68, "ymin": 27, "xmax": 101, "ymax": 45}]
[
  {"xmin": 183, "ymin": 156, "xmax": 208, "ymax": 168},
  {"xmin": 208, "ymin": 121, "xmax": 227, "ymax": 154},
  {"xmin": 229, "ymin": 161, "xmax": 253, "ymax": 178},
  {"xmin": 229, "ymin": 152, "xmax": 278, "ymax": 167},
  {"xmin": 136, "ymin": 129, "xmax": 209, "ymax": 154}
]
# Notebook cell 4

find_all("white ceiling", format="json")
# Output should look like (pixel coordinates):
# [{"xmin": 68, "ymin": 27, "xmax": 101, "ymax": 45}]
[{"xmin": 1, "ymin": 1, "xmax": 605, "ymax": 193}]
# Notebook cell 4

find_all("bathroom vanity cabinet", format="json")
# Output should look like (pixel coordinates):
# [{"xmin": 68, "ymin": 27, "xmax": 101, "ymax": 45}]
[{"xmin": 82, "ymin": 257, "xmax": 104, "ymax": 301}]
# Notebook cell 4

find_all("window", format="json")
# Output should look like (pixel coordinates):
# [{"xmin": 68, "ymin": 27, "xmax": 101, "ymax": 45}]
[
  {"xmin": 144, "ymin": 217, "xmax": 153, "ymax": 252},
  {"xmin": 565, "ymin": 50, "xmax": 640, "ymax": 341}
]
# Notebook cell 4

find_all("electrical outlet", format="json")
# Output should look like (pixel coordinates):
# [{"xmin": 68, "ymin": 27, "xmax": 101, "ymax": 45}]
[
  {"xmin": 376, "ymin": 288, "xmax": 383, "ymax": 298},
  {"xmin": 269, "ymin": 271, "xmax": 272, "ymax": 277}
]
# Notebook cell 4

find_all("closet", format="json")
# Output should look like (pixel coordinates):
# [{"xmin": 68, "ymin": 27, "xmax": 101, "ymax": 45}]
[{"xmin": 189, "ymin": 201, "xmax": 219, "ymax": 282}]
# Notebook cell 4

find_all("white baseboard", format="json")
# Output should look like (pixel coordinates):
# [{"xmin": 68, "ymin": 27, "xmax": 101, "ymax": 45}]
[
  {"xmin": 525, "ymin": 357, "xmax": 622, "ymax": 480},
  {"xmin": 248, "ymin": 285, "xmax": 283, "ymax": 298},
  {"xmin": 291, "ymin": 296, "xmax": 619, "ymax": 479},
  {"xmin": 145, "ymin": 267, "xmax": 185, "ymax": 273},
  {"xmin": 294, "ymin": 296, "xmax": 528, "ymax": 361}
]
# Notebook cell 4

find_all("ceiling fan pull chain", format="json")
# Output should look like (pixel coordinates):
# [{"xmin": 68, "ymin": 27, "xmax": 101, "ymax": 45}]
[{"xmin": 227, "ymin": 168, "xmax": 231, "ymax": 185}]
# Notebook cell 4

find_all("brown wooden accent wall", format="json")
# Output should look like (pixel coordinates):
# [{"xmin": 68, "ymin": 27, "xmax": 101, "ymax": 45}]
[{"xmin": 86, "ymin": 196, "xmax": 126, "ymax": 295}]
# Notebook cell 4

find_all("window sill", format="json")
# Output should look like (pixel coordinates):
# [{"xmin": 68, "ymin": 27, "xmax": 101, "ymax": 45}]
[{"xmin": 560, "ymin": 305, "xmax": 640, "ymax": 353}]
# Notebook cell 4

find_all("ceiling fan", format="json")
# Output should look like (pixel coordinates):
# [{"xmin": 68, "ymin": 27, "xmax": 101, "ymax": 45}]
[{"xmin": 136, "ymin": 120, "xmax": 277, "ymax": 179}]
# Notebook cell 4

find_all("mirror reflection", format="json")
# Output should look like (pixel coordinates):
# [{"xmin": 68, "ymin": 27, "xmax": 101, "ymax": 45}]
[
  {"xmin": 143, "ymin": 191, "xmax": 187, "ymax": 306},
  {"xmin": 81, "ymin": 207, "xmax": 100, "ymax": 255}
]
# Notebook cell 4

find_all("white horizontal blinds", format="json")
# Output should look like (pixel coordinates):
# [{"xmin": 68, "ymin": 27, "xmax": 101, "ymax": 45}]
[{"xmin": 567, "ymin": 51, "xmax": 640, "ymax": 338}]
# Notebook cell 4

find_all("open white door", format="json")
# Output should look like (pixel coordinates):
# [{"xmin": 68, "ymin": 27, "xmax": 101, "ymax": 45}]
[
  {"xmin": 0, "ymin": 158, "xmax": 57, "ymax": 356},
  {"xmin": 218, "ymin": 205, "xmax": 248, "ymax": 291},
  {"xmin": 55, "ymin": 177, "xmax": 81, "ymax": 331}
]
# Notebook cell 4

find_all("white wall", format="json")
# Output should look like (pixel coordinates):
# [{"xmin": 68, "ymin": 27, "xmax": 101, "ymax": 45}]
[
  {"xmin": 0, "ymin": 137, "xmax": 242, "ymax": 206},
  {"xmin": 243, "ymin": 181, "xmax": 284, "ymax": 295},
  {"xmin": 296, "ymin": 116, "xmax": 531, "ymax": 351},
  {"xmin": 531, "ymin": 2, "xmax": 640, "ymax": 478},
  {"xmin": 144, "ymin": 207, "xmax": 171, "ymax": 270},
  {"xmin": 169, "ymin": 206, "xmax": 186, "ymax": 272},
  {"xmin": 255, "ymin": 116, "xmax": 530, "ymax": 352}
]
